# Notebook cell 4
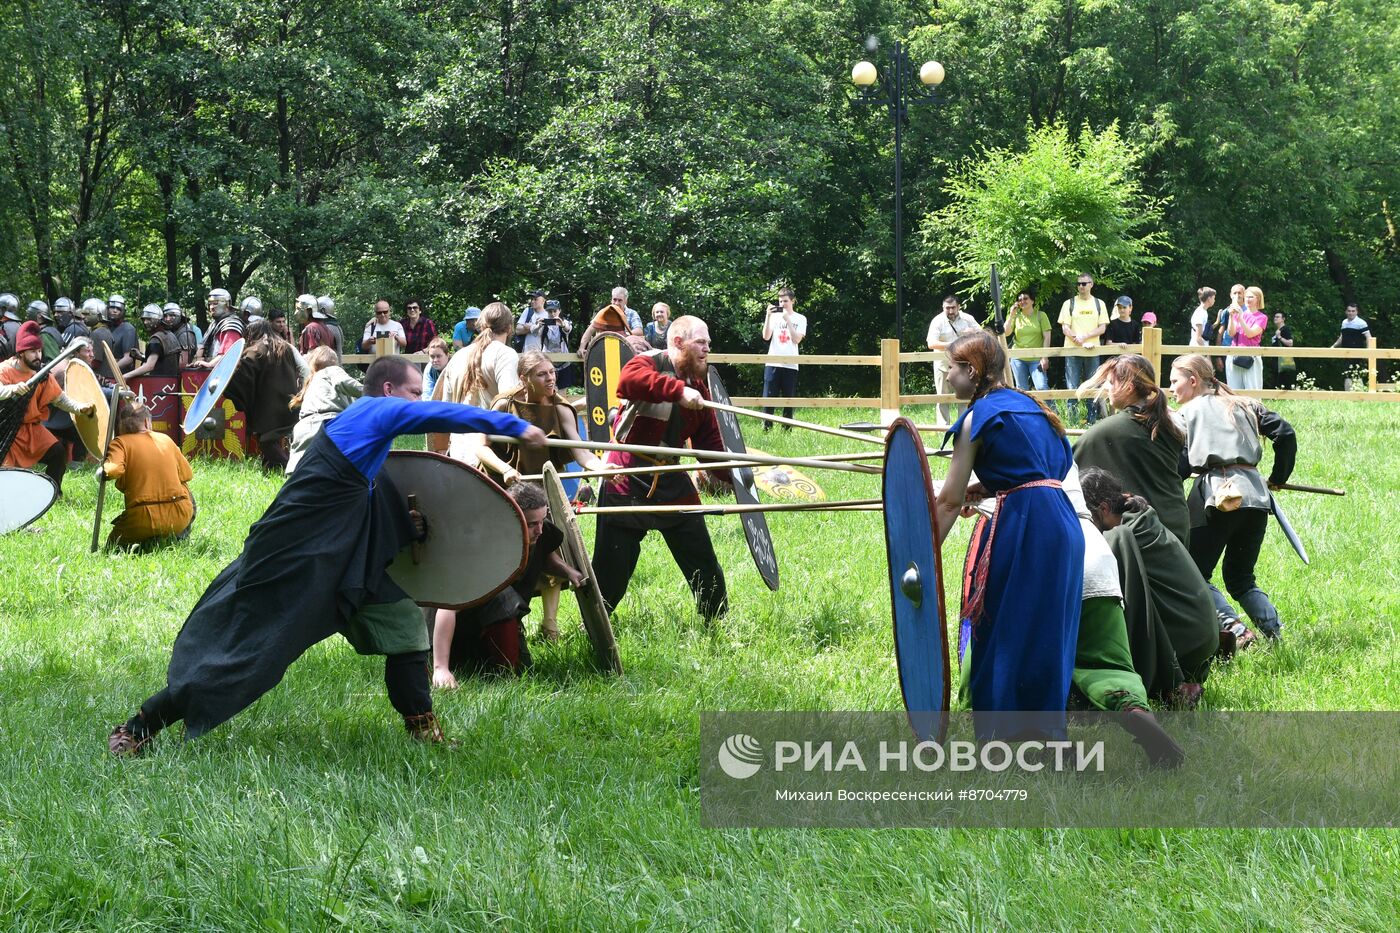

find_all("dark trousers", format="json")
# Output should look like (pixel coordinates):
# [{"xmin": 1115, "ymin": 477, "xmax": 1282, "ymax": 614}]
[
  {"xmin": 593, "ymin": 491, "xmax": 727, "ymax": 619},
  {"xmin": 1187, "ymin": 508, "xmax": 1281, "ymax": 635},
  {"xmin": 39, "ymin": 441, "xmax": 67, "ymax": 493},
  {"xmin": 761, "ymin": 366, "xmax": 798, "ymax": 423},
  {"xmin": 135, "ymin": 649, "xmax": 432, "ymax": 735}
]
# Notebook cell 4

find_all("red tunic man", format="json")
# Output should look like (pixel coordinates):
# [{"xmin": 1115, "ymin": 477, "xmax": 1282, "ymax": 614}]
[
  {"xmin": 591, "ymin": 315, "xmax": 732, "ymax": 620},
  {"xmin": 0, "ymin": 322, "xmax": 95, "ymax": 494}
]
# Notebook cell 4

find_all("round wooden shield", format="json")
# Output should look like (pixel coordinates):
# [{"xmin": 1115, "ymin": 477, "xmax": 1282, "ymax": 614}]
[
  {"xmin": 64, "ymin": 360, "xmax": 110, "ymax": 459},
  {"xmin": 749, "ymin": 447, "xmax": 825, "ymax": 502},
  {"xmin": 584, "ymin": 333, "xmax": 634, "ymax": 444},
  {"xmin": 0, "ymin": 468, "xmax": 58, "ymax": 534},
  {"xmin": 542, "ymin": 462, "xmax": 623, "ymax": 674},
  {"xmin": 181, "ymin": 338, "xmax": 245, "ymax": 434},
  {"xmin": 882, "ymin": 417, "xmax": 950, "ymax": 743},
  {"xmin": 707, "ymin": 368, "xmax": 779, "ymax": 591},
  {"xmin": 381, "ymin": 451, "xmax": 528, "ymax": 609}
]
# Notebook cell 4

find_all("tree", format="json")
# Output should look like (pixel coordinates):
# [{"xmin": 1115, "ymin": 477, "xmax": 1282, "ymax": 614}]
[{"xmin": 921, "ymin": 120, "xmax": 1169, "ymax": 308}]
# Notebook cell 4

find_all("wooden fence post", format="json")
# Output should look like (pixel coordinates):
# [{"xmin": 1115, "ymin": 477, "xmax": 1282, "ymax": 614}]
[
  {"xmin": 375, "ymin": 335, "xmax": 395, "ymax": 358},
  {"xmin": 880, "ymin": 338, "xmax": 901, "ymax": 425},
  {"xmin": 1368, "ymin": 336, "xmax": 1378, "ymax": 393},
  {"xmin": 1142, "ymin": 326, "xmax": 1163, "ymax": 384}
]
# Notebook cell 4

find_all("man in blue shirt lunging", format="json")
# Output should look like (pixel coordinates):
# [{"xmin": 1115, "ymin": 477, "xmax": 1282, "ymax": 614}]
[{"xmin": 108, "ymin": 356, "xmax": 546, "ymax": 755}]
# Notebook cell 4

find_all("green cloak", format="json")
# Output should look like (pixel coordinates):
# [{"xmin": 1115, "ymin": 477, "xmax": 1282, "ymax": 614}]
[
  {"xmin": 1104, "ymin": 506, "xmax": 1219, "ymax": 697},
  {"xmin": 1073, "ymin": 409, "xmax": 1191, "ymax": 545}
]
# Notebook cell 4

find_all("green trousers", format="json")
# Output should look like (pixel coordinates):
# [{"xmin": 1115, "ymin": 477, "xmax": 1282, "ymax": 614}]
[{"xmin": 1072, "ymin": 596, "xmax": 1150, "ymax": 711}]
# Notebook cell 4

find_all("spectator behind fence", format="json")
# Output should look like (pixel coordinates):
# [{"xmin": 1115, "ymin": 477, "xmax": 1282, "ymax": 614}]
[
  {"xmin": 452, "ymin": 306, "xmax": 481, "ymax": 349},
  {"xmin": 645, "ymin": 302, "xmax": 671, "ymax": 350},
  {"xmin": 1104, "ymin": 295, "xmax": 1142, "ymax": 347},
  {"xmin": 1058, "ymin": 273, "xmax": 1109, "ymax": 424},
  {"xmin": 610, "ymin": 287, "xmax": 644, "ymax": 336},
  {"xmin": 1002, "ymin": 290, "xmax": 1051, "ymax": 391},
  {"xmin": 535, "ymin": 299, "xmax": 577, "ymax": 389},
  {"xmin": 516, "ymin": 290, "xmax": 548, "ymax": 352},
  {"xmin": 1189, "ymin": 287, "xmax": 1215, "ymax": 347},
  {"xmin": 761, "ymin": 287, "xmax": 806, "ymax": 428},
  {"xmin": 400, "ymin": 298, "xmax": 438, "ymax": 354},
  {"xmin": 1224, "ymin": 286, "xmax": 1266, "ymax": 391},
  {"xmin": 926, "ymin": 294, "xmax": 981, "ymax": 425},
  {"xmin": 361, "ymin": 299, "xmax": 406, "ymax": 352},
  {"xmin": 1333, "ymin": 304, "xmax": 1372, "ymax": 390},
  {"xmin": 1270, "ymin": 312, "xmax": 1296, "ymax": 390}
]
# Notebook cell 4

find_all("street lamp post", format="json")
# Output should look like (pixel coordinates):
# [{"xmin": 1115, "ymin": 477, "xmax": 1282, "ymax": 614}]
[{"xmin": 852, "ymin": 42, "xmax": 945, "ymax": 345}]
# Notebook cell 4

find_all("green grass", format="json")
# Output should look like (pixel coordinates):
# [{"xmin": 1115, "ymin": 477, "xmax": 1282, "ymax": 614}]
[{"xmin": 1, "ymin": 401, "xmax": 1397, "ymax": 930}]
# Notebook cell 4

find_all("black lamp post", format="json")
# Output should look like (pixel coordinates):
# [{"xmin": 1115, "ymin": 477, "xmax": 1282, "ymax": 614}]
[{"xmin": 852, "ymin": 40, "xmax": 945, "ymax": 344}]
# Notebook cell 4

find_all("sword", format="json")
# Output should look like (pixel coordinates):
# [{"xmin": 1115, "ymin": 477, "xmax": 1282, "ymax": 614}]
[{"xmin": 1269, "ymin": 493, "xmax": 1309, "ymax": 565}]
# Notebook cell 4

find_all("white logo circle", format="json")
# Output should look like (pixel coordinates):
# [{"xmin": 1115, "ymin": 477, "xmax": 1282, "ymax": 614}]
[{"xmin": 717, "ymin": 733, "xmax": 763, "ymax": 779}]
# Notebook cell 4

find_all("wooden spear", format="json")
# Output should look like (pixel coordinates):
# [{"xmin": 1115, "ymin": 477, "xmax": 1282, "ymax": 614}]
[
  {"xmin": 578, "ymin": 498, "xmax": 883, "ymax": 516},
  {"xmin": 487, "ymin": 435, "xmax": 882, "ymax": 474}
]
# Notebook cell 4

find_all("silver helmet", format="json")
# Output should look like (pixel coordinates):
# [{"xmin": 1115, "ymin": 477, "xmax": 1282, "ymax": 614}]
[
  {"xmin": 81, "ymin": 297, "xmax": 106, "ymax": 324},
  {"xmin": 240, "ymin": 295, "xmax": 263, "ymax": 320},
  {"xmin": 0, "ymin": 293, "xmax": 19, "ymax": 322},
  {"xmin": 162, "ymin": 301, "xmax": 184, "ymax": 321},
  {"xmin": 141, "ymin": 303, "xmax": 163, "ymax": 324},
  {"xmin": 294, "ymin": 293, "xmax": 317, "ymax": 323},
  {"xmin": 27, "ymin": 299, "xmax": 51, "ymax": 323},
  {"xmin": 53, "ymin": 297, "xmax": 75, "ymax": 318},
  {"xmin": 208, "ymin": 287, "xmax": 232, "ymax": 319},
  {"xmin": 315, "ymin": 294, "xmax": 335, "ymax": 319},
  {"xmin": 107, "ymin": 294, "xmax": 126, "ymax": 312}
]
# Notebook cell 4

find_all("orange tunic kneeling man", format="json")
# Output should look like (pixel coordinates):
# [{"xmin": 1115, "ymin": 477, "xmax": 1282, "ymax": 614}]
[{"xmin": 101, "ymin": 402, "xmax": 196, "ymax": 546}]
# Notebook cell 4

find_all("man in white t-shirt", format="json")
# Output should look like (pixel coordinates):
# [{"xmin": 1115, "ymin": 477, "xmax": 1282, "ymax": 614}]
[
  {"xmin": 1189, "ymin": 287, "xmax": 1215, "ymax": 347},
  {"xmin": 760, "ymin": 287, "xmax": 807, "ymax": 428},
  {"xmin": 1057, "ymin": 273, "xmax": 1109, "ymax": 424},
  {"xmin": 925, "ymin": 294, "xmax": 980, "ymax": 425},
  {"xmin": 360, "ymin": 300, "xmax": 407, "ymax": 351}
]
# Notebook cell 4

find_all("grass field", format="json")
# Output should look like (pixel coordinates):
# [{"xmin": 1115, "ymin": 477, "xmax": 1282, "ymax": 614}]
[{"xmin": 2, "ymin": 400, "xmax": 1397, "ymax": 930}]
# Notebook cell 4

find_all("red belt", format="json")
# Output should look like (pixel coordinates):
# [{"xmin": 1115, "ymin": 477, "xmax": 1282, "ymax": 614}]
[{"xmin": 962, "ymin": 478, "xmax": 1064, "ymax": 628}]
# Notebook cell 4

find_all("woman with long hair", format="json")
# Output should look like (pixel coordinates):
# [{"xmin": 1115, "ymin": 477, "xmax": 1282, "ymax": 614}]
[
  {"xmin": 1169, "ymin": 354, "xmax": 1297, "ymax": 646},
  {"xmin": 935, "ymin": 331, "xmax": 1083, "ymax": 740},
  {"xmin": 1080, "ymin": 466, "xmax": 1219, "ymax": 702},
  {"xmin": 287, "ymin": 346, "xmax": 362, "ymax": 473},
  {"xmin": 470, "ymin": 351, "xmax": 611, "ymax": 640},
  {"xmin": 1225, "ymin": 286, "xmax": 1268, "ymax": 391},
  {"xmin": 225, "ymin": 318, "xmax": 302, "ymax": 471},
  {"xmin": 438, "ymin": 302, "xmax": 520, "ymax": 466},
  {"xmin": 1073, "ymin": 354, "xmax": 1190, "ymax": 544}
]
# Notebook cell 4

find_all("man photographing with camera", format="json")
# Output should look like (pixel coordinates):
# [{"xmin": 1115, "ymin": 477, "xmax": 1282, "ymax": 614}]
[
  {"xmin": 361, "ymin": 299, "xmax": 407, "ymax": 352},
  {"xmin": 759, "ymin": 286, "xmax": 806, "ymax": 429}
]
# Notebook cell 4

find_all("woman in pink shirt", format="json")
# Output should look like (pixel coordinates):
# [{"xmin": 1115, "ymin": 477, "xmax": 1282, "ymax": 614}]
[{"xmin": 1226, "ymin": 286, "xmax": 1268, "ymax": 390}]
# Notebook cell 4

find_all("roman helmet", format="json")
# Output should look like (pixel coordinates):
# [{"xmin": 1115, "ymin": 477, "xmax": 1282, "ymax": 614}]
[
  {"xmin": 107, "ymin": 294, "xmax": 127, "ymax": 321},
  {"xmin": 0, "ymin": 294, "xmax": 20, "ymax": 322},
  {"xmin": 294, "ymin": 293, "xmax": 317, "ymax": 325},
  {"xmin": 315, "ymin": 295, "xmax": 335, "ymax": 319},
  {"xmin": 141, "ymin": 303, "xmax": 164, "ymax": 328},
  {"xmin": 240, "ymin": 295, "xmax": 264, "ymax": 323},
  {"xmin": 81, "ymin": 298, "xmax": 106, "ymax": 325},
  {"xmin": 208, "ymin": 287, "xmax": 232, "ymax": 319},
  {"xmin": 162, "ymin": 301, "xmax": 184, "ymax": 324},
  {"xmin": 26, "ymin": 299, "xmax": 51, "ymax": 323},
  {"xmin": 53, "ymin": 297, "xmax": 75, "ymax": 322}
]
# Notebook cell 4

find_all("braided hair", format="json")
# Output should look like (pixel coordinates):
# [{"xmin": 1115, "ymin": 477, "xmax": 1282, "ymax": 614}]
[{"xmin": 945, "ymin": 331, "xmax": 1067, "ymax": 437}]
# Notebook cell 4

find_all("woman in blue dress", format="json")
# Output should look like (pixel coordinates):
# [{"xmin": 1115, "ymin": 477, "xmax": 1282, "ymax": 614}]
[{"xmin": 936, "ymin": 332, "xmax": 1084, "ymax": 739}]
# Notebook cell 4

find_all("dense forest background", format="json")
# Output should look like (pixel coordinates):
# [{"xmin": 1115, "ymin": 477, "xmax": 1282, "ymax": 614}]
[{"xmin": 2, "ymin": 0, "xmax": 1396, "ymax": 378}]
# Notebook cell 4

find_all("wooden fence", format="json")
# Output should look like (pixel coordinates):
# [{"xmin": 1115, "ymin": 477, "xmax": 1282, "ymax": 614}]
[{"xmin": 343, "ymin": 328, "xmax": 1397, "ymax": 420}]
